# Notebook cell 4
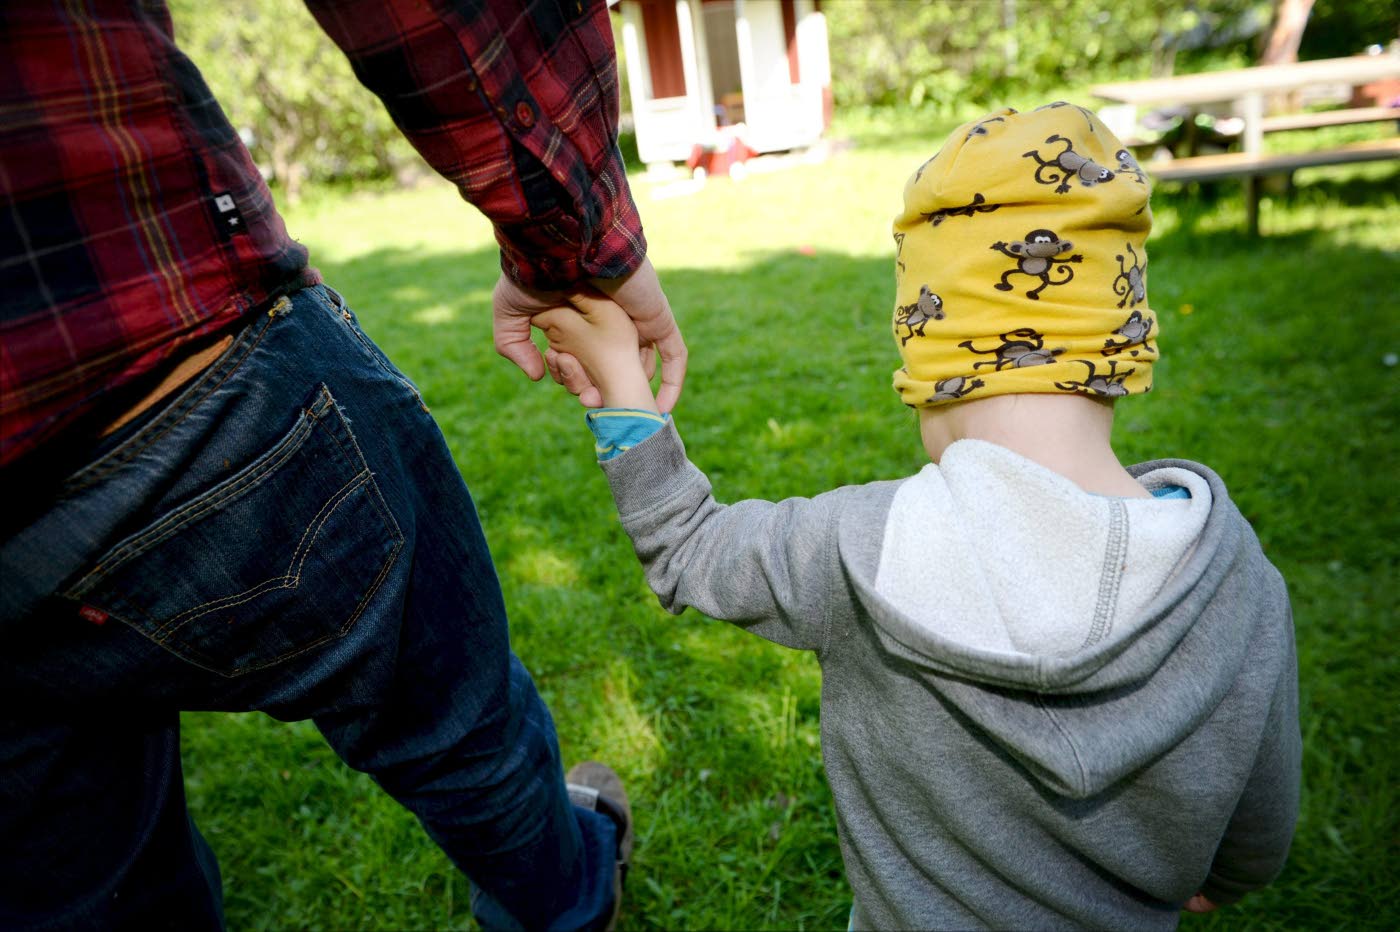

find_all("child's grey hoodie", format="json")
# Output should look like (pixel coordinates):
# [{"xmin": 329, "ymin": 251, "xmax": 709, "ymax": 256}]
[{"xmin": 602, "ymin": 423, "xmax": 1299, "ymax": 931}]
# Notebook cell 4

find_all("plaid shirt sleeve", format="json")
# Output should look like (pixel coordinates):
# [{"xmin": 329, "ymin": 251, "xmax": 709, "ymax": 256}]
[{"xmin": 304, "ymin": 0, "xmax": 646, "ymax": 290}]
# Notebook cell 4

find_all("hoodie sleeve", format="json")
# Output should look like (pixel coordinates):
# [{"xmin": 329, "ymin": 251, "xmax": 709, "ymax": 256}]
[
  {"xmin": 1200, "ymin": 645, "xmax": 1302, "ymax": 905},
  {"xmin": 599, "ymin": 420, "xmax": 859, "ymax": 653}
]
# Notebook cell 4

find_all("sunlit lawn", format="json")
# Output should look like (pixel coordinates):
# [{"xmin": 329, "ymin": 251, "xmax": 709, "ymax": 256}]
[{"xmin": 181, "ymin": 118, "xmax": 1399, "ymax": 930}]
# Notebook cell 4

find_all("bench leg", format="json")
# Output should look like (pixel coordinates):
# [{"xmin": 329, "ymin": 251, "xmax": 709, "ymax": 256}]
[{"xmin": 1245, "ymin": 175, "xmax": 1260, "ymax": 236}]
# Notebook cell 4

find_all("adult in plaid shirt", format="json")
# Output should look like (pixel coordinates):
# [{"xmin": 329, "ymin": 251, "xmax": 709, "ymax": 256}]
[{"xmin": 0, "ymin": 1, "xmax": 678, "ymax": 928}]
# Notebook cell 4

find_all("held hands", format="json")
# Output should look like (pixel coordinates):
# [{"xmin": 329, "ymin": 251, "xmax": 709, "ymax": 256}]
[
  {"xmin": 532, "ymin": 292, "xmax": 660, "ymax": 413},
  {"xmin": 492, "ymin": 257, "xmax": 685, "ymax": 411}
]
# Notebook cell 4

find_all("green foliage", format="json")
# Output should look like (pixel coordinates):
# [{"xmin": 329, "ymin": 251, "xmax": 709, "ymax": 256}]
[
  {"xmin": 826, "ymin": 0, "xmax": 1278, "ymax": 113},
  {"xmin": 167, "ymin": 0, "xmax": 420, "ymax": 197},
  {"xmin": 1300, "ymin": 0, "xmax": 1400, "ymax": 59},
  {"xmin": 180, "ymin": 133, "xmax": 1399, "ymax": 928},
  {"xmin": 162, "ymin": 0, "xmax": 1395, "ymax": 192}
]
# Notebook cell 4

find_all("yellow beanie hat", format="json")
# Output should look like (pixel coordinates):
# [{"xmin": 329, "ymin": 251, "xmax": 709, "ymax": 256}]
[{"xmin": 892, "ymin": 102, "xmax": 1157, "ymax": 408}]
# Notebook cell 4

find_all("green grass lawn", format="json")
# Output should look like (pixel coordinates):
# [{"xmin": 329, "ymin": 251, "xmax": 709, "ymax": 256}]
[{"xmin": 180, "ymin": 122, "xmax": 1399, "ymax": 929}]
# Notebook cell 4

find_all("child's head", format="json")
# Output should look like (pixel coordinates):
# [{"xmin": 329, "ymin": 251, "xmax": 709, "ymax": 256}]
[{"xmin": 891, "ymin": 103, "xmax": 1157, "ymax": 422}]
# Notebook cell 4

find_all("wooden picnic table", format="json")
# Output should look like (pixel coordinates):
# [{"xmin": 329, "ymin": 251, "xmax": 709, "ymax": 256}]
[
  {"xmin": 1090, "ymin": 53, "xmax": 1400, "ymax": 233},
  {"xmin": 1092, "ymin": 54, "xmax": 1399, "ymax": 157}
]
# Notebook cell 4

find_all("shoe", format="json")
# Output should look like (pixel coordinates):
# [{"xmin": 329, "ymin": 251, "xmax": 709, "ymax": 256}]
[{"xmin": 566, "ymin": 761, "xmax": 633, "ymax": 931}]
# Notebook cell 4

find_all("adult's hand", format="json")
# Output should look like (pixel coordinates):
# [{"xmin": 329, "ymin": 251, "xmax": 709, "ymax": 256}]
[
  {"xmin": 492, "ymin": 257, "xmax": 687, "ymax": 412},
  {"xmin": 492, "ymin": 273, "xmax": 569, "ymax": 384}
]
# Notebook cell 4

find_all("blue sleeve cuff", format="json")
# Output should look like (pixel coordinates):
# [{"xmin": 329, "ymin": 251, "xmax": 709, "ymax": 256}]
[
  {"xmin": 586, "ymin": 409, "xmax": 669, "ymax": 461},
  {"xmin": 1151, "ymin": 485, "xmax": 1191, "ymax": 500}
]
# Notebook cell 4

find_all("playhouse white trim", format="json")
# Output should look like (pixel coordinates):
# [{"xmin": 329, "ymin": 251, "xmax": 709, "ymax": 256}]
[{"xmin": 619, "ymin": 0, "xmax": 831, "ymax": 166}]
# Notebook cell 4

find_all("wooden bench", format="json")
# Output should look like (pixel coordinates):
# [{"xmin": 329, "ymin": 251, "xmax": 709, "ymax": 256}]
[
  {"xmin": 1114, "ymin": 106, "xmax": 1398, "ymax": 152},
  {"xmin": 1145, "ymin": 137, "xmax": 1400, "ymax": 233},
  {"xmin": 1260, "ymin": 105, "xmax": 1398, "ymax": 133}
]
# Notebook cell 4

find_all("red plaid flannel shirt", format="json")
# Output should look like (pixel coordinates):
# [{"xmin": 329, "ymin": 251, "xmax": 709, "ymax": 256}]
[{"xmin": 0, "ymin": 0, "xmax": 644, "ymax": 468}]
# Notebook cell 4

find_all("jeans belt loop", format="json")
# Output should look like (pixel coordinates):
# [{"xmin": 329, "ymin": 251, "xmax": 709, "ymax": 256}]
[{"xmin": 322, "ymin": 284, "xmax": 346, "ymax": 310}]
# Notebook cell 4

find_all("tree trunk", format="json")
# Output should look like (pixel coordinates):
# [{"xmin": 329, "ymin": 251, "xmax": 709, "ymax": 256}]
[
  {"xmin": 1259, "ymin": 0, "xmax": 1315, "ymax": 66},
  {"xmin": 1260, "ymin": 0, "xmax": 1316, "ymax": 113}
]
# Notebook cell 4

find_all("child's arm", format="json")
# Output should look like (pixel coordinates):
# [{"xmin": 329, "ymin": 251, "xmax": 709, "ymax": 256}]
[{"xmin": 534, "ymin": 296, "xmax": 876, "ymax": 653}]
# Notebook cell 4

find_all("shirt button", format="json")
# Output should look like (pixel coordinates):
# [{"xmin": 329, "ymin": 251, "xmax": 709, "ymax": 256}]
[{"xmin": 515, "ymin": 101, "xmax": 535, "ymax": 128}]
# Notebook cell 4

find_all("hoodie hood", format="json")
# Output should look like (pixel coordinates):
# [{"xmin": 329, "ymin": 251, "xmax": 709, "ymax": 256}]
[{"xmin": 842, "ymin": 439, "xmax": 1272, "ymax": 798}]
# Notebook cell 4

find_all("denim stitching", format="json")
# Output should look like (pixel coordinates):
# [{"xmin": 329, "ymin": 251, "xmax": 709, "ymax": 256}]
[
  {"xmin": 66, "ymin": 312, "xmax": 278, "ymax": 494},
  {"xmin": 156, "ymin": 577, "xmax": 295, "ymax": 640},
  {"xmin": 222, "ymin": 524, "xmax": 404, "ymax": 677},
  {"xmin": 68, "ymin": 390, "xmax": 332, "ymax": 591},
  {"xmin": 289, "ymin": 384, "xmax": 407, "ymax": 651},
  {"xmin": 333, "ymin": 532, "xmax": 402, "ymax": 642},
  {"xmin": 160, "ymin": 625, "xmax": 339, "ymax": 679},
  {"xmin": 335, "ymin": 302, "xmax": 428, "ymax": 409},
  {"xmin": 200, "ymin": 529, "xmax": 403, "ymax": 679},
  {"xmin": 285, "ymin": 468, "xmax": 371, "ymax": 582},
  {"xmin": 155, "ymin": 469, "xmax": 370, "ymax": 636},
  {"xmin": 315, "ymin": 394, "xmax": 407, "ymax": 549}
]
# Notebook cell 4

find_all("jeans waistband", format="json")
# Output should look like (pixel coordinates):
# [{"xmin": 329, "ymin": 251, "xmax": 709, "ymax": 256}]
[{"xmin": 64, "ymin": 286, "xmax": 336, "ymax": 497}]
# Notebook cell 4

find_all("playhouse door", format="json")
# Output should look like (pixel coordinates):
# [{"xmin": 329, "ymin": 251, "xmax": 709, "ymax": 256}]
[
  {"xmin": 625, "ymin": 0, "xmax": 709, "ymax": 163},
  {"xmin": 736, "ymin": 0, "xmax": 806, "ymax": 152}
]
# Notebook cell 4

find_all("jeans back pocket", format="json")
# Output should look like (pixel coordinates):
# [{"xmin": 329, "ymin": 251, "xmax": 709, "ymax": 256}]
[{"xmin": 64, "ymin": 384, "xmax": 403, "ymax": 677}]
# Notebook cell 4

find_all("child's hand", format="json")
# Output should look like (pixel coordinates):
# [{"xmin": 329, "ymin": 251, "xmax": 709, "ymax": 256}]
[{"xmin": 533, "ymin": 291, "xmax": 660, "ymax": 412}]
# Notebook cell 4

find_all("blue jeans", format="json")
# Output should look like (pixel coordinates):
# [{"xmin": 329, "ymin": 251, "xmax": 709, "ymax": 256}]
[{"xmin": 0, "ymin": 285, "xmax": 617, "ymax": 931}]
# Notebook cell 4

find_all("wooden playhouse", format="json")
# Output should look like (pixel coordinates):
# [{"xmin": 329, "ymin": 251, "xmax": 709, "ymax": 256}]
[{"xmin": 615, "ymin": 0, "xmax": 833, "ymax": 169}]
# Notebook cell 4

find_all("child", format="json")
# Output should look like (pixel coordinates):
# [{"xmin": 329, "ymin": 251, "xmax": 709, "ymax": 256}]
[{"xmin": 533, "ymin": 104, "xmax": 1300, "ymax": 930}]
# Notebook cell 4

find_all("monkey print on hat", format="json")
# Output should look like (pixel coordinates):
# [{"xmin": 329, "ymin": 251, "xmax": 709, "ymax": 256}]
[
  {"xmin": 1101, "ymin": 310, "xmax": 1156, "ymax": 358},
  {"xmin": 1023, "ymin": 135, "xmax": 1117, "ymax": 193},
  {"xmin": 990, "ymin": 231, "xmax": 1082, "ymax": 300},
  {"xmin": 1111, "ymin": 244, "xmax": 1147, "ymax": 309},
  {"xmin": 959, "ymin": 328, "xmax": 1066, "ymax": 370},
  {"xmin": 895, "ymin": 285, "xmax": 945, "ymax": 346},
  {"xmin": 1115, "ymin": 148, "xmax": 1147, "ymax": 185},
  {"xmin": 922, "ymin": 193, "xmax": 999, "ymax": 227},
  {"xmin": 929, "ymin": 376, "xmax": 983, "ymax": 402},
  {"xmin": 1054, "ymin": 359, "xmax": 1136, "ymax": 397}
]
